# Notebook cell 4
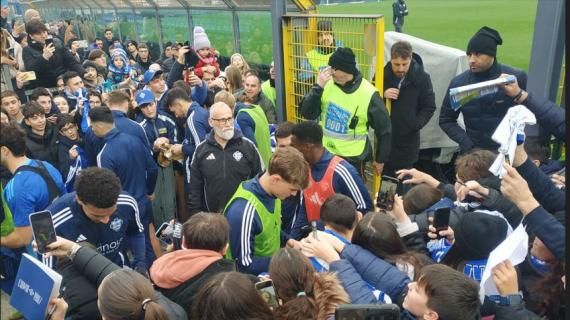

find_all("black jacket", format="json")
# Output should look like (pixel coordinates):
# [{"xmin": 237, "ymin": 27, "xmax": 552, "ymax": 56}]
[
  {"xmin": 62, "ymin": 246, "xmax": 188, "ymax": 320},
  {"xmin": 300, "ymin": 72, "xmax": 392, "ymax": 163},
  {"xmin": 22, "ymin": 36, "xmax": 84, "ymax": 89},
  {"xmin": 158, "ymin": 258, "xmax": 234, "ymax": 316},
  {"xmin": 439, "ymin": 60, "xmax": 527, "ymax": 153},
  {"xmin": 189, "ymin": 128, "xmax": 263, "ymax": 214},
  {"xmin": 384, "ymin": 53, "xmax": 435, "ymax": 166},
  {"xmin": 23, "ymin": 122, "xmax": 59, "ymax": 169}
]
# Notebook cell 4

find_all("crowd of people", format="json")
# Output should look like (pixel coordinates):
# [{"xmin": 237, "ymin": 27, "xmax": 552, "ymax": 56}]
[{"xmin": 0, "ymin": 5, "xmax": 566, "ymax": 320}]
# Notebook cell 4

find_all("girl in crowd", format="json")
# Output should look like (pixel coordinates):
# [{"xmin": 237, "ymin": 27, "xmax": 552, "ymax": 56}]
[{"xmin": 269, "ymin": 248, "xmax": 350, "ymax": 320}]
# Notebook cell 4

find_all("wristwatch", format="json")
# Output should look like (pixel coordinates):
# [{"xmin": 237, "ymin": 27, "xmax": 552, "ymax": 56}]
[{"xmin": 499, "ymin": 293, "xmax": 523, "ymax": 306}]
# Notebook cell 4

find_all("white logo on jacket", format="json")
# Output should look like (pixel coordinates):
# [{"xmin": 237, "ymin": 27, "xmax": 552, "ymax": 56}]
[
  {"xmin": 110, "ymin": 217, "xmax": 123, "ymax": 232},
  {"xmin": 233, "ymin": 151, "xmax": 243, "ymax": 161},
  {"xmin": 206, "ymin": 153, "xmax": 216, "ymax": 160}
]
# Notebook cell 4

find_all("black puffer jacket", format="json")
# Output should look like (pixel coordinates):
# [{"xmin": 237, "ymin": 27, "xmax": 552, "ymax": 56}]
[
  {"xmin": 439, "ymin": 60, "xmax": 527, "ymax": 153},
  {"xmin": 22, "ymin": 36, "xmax": 84, "ymax": 89},
  {"xmin": 384, "ymin": 52, "xmax": 435, "ymax": 167}
]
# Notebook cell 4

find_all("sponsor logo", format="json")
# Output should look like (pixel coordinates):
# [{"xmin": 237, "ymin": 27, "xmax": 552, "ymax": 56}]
[
  {"xmin": 206, "ymin": 153, "xmax": 216, "ymax": 160},
  {"xmin": 233, "ymin": 151, "xmax": 243, "ymax": 161}
]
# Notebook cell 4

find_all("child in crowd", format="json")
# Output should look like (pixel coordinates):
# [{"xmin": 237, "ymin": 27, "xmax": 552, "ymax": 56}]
[
  {"xmin": 107, "ymin": 48, "xmax": 137, "ymax": 86},
  {"xmin": 192, "ymin": 26, "xmax": 220, "ymax": 79}
]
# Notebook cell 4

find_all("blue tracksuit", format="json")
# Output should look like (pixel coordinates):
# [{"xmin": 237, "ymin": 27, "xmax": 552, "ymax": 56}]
[
  {"xmin": 97, "ymin": 128, "xmax": 157, "ymax": 203},
  {"xmin": 235, "ymin": 103, "xmax": 258, "ymax": 144},
  {"xmin": 135, "ymin": 110, "xmax": 178, "ymax": 146},
  {"xmin": 96, "ymin": 128, "xmax": 158, "ymax": 266},
  {"xmin": 85, "ymin": 110, "xmax": 151, "ymax": 165},
  {"xmin": 181, "ymin": 102, "xmax": 211, "ymax": 183},
  {"xmin": 290, "ymin": 150, "xmax": 373, "ymax": 239},
  {"xmin": 225, "ymin": 175, "xmax": 290, "ymax": 275},
  {"xmin": 47, "ymin": 192, "xmax": 145, "ymax": 269}
]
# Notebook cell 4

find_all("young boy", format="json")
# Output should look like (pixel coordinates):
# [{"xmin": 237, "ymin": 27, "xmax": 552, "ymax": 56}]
[
  {"xmin": 56, "ymin": 114, "xmax": 88, "ymax": 191},
  {"xmin": 402, "ymin": 264, "xmax": 480, "ymax": 319},
  {"xmin": 22, "ymin": 101, "xmax": 59, "ymax": 168},
  {"xmin": 224, "ymin": 146, "xmax": 309, "ymax": 275}
]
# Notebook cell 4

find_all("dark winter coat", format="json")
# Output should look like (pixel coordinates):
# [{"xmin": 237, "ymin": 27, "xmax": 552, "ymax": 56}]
[
  {"xmin": 384, "ymin": 53, "xmax": 435, "ymax": 166},
  {"xmin": 22, "ymin": 37, "xmax": 84, "ymax": 89},
  {"xmin": 23, "ymin": 122, "xmax": 59, "ymax": 169},
  {"xmin": 439, "ymin": 60, "xmax": 527, "ymax": 153}
]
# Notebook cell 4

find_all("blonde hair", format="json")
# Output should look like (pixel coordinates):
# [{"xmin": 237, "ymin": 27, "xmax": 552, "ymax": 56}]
[
  {"xmin": 268, "ymin": 146, "xmax": 309, "ymax": 189},
  {"xmin": 214, "ymin": 90, "xmax": 236, "ymax": 110},
  {"xmin": 229, "ymin": 53, "xmax": 250, "ymax": 75}
]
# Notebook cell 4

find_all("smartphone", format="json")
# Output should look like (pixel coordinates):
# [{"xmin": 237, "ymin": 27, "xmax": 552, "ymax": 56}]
[
  {"xmin": 45, "ymin": 37, "xmax": 54, "ymax": 47},
  {"xmin": 377, "ymin": 175, "xmax": 399, "ymax": 210},
  {"xmin": 7, "ymin": 47, "xmax": 15, "ymax": 59},
  {"xmin": 29, "ymin": 210, "xmax": 57, "ymax": 254},
  {"xmin": 255, "ymin": 279, "xmax": 279, "ymax": 309},
  {"xmin": 185, "ymin": 49, "xmax": 199, "ymax": 67},
  {"xmin": 433, "ymin": 207, "xmax": 451, "ymax": 235},
  {"xmin": 335, "ymin": 303, "xmax": 400, "ymax": 320},
  {"xmin": 19, "ymin": 71, "xmax": 37, "ymax": 81},
  {"xmin": 155, "ymin": 222, "xmax": 170, "ymax": 238}
]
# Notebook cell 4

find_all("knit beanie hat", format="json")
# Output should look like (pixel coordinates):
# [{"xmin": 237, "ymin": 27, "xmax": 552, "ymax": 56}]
[
  {"xmin": 328, "ymin": 47, "xmax": 358, "ymax": 75},
  {"xmin": 193, "ymin": 26, "xmax": 211, "ymax": 51},
  {"xmin": 446, "ymin": 211, "xmax": 508, "ymax": 261},
  {"xmin": 110, "ymin": 48, "xmax": 128, "ymax": 72},
  {"xmin": 466, "ymin": 26, "xmax": 503, "ymax": 57}
]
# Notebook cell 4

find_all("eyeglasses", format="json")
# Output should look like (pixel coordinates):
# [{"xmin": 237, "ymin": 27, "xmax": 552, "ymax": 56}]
[{"xmin": 211, "ymin": 117, "xmax": 233, "ymax": 124}]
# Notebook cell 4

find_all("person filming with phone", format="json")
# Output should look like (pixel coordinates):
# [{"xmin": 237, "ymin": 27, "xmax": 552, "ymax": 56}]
[{"xmin": 22, "ymin": 20, "xmax": 83, "ymax": 90}]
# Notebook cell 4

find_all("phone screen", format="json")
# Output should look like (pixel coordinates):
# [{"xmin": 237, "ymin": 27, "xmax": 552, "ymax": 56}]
[
  {"xmin": 29, "ymin": 210, "xmax": 57, "ymax": 254},
  {"xmin": 433, "ymin": 207, "xmax": 450, "ymax": 233},
  {"xmin": 377, "ymin": 176, "xmax": 399, "ymax": 210},
  {"xmin": 45, "ymin": 38, "xmax": 54, "ymax": 47},
  {"xmin": 255, "ymin": 280, "xmax": 279, "ymax": 309},
  {"xmin": 155, "ymin": 222, "xmax": 169, "ymax": 237}
]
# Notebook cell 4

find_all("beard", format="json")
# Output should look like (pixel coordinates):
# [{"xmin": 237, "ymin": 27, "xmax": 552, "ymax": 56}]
[{"xmin": 215, "ymin": 127, "xmax": 234, "ymax": 141}]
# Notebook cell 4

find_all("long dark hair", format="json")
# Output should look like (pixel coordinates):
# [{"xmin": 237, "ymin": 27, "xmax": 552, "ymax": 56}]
[
  {"xmin": 191, "ymin": 271, "xmax": 274, "ymax": 320},
  {"xmin": 352, "ymin": 213, "xmax": 430, "ymax": 279},
  {"xmin": 530, "ymin": 261, "xmax": 565, "ymax": 318}
]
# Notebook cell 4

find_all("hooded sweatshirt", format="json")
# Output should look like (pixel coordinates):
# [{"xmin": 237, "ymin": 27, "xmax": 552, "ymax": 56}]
[{"xmin": 150, "ymin": 249, "xmax": 234, "ymax": 314}]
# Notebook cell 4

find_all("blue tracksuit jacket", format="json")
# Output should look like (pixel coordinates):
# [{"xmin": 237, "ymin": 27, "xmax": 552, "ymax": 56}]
[{"xmin": 47, "ymin": 192, "xmax": 145, "ymax": 269}]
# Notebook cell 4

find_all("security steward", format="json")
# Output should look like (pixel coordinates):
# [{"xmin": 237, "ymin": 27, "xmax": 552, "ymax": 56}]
[{"xmin": 299, "ymin": 47, "xmax": 392, "ymax": 177}]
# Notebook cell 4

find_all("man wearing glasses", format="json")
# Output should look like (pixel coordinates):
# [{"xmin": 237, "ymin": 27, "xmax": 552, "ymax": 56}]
[{"xmin": 188, "ymin": 102, "xmax": 263, "ymax": 215}]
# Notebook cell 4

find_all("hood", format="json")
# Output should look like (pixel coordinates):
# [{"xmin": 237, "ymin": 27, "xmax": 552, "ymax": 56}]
[
  {"xmin": 313, "ymin": 272, "xmax": 350, "ymax": 319},
  {"xmin": 150, "ymin": 249, "xmax": 223, "ymax": 289}
]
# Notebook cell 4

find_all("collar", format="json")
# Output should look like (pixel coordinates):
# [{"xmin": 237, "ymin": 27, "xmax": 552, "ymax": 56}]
[
  {"xmin": 112, "ymin": 110, "xmax": 127, "ymax": 118},
  {"xmin": 103, "ymin": 127, "xmax": 120, "ymax": 140}
]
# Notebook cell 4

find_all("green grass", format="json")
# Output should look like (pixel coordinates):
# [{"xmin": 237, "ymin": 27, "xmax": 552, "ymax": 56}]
[{"xmin": 317, "ymin": 0, "xmax": 538, "ymax": 71}]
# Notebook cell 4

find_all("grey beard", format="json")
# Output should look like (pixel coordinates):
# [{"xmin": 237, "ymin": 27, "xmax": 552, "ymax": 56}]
[{"xmin": 215, "ymin": 127, "xmax": 234, "ymax": 141}]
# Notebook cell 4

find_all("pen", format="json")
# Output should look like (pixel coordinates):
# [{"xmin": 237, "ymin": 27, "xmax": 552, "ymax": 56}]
[{"xmin": 46, "ymin": 294, "xmax": 63, "ymax": 320}]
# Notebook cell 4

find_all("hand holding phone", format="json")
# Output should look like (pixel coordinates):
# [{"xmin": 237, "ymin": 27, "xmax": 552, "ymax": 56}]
[
  {"xmin": 432, "ymin": 207, "xmax": 450, "ymax": 238},
  {"xmin": 376, "ymin": 175, "xmax": 399, "ymax": 211},
  {"xmin": 255, "ymin": 280, "xmax": 279, "ymax": 309},
  {"xmin": 29, "ymin": 210, "xmax": 57, "ymax": 254}
]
